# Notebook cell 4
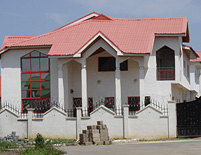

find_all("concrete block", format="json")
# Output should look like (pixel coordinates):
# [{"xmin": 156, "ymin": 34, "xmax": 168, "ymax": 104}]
[
  {"xmin": 89, "ymin": 133, "xmax": 100, "ymax": 138},
  {"xmin": 94, "ymin": 141, "xmax": 104, "ymax": 145},
  {"xmin": 89, "ymin": 129, "xmax": 99, "ymax": 134},
  {"xmin": 97, "ymin": 121, "xmax": 103, "ymax": 125},
  {"xmin": 104, "ymin": 141, "xmax": 112, "ymax": 145},
  {"xmin": 92, "ymin": 137, "xmax": 100, "ymax": 142},
  {"xmin": 83, "ymin": 130, "xmax": 89, "ymax": 134},
  {"xmin": 84, "ymin": 142, "xmax": 93, "ymax": 145},
  {"xmin": 87, "ymin": 125, "xmax": 97, "ymax": 130},
  {"xmin": 100, "ymin": 136, "xmax": 109, "ymax": 141},
  {"xmin": 96, "ymin": 125, "xmax": 103, "ymax": 130}
]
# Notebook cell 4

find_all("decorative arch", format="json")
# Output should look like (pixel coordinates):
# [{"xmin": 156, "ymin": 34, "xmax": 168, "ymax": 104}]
[
  {"xmin": 21, "ymin": 50, "xmax": 50, "ymax": 113},
  {"xmin": 156, "ymin": 46, "xmax": 175, "ymax": 80}
]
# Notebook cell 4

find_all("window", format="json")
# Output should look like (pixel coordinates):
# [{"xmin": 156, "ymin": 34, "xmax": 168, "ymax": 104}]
[
  {"xmin": 98, "ymin": 57, "xmax": 128, "ymax": 71},
  {"xmin": 128, "ymin": 97, "xmax": 140, "ymax": 111},
  {"xmin": 105, "ymin": 97, "xmax": 115, "ymax": 109},
  {"xmin": 156, "ymin": 46, "xmax": 175, "ymax": 80},
  {"xmin": 21, "ymin": 51, "xmax": 50, "ymax": 113},
  {"xmin": 144, "ymin": 96, "xmax": 150, "ymax": 106}
]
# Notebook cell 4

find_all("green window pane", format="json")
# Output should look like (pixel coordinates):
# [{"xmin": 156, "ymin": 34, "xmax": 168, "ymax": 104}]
[
  {"xmin": 41, "ymin": 81, "xmax": 50, "ymax": 89},
  {"xmin": 41, "ymin": 90, "xmax": 50, "ymax": 97},
  {"xmin": 22, "ymin": 90, "xmax": 30, "ymax": 98},
  {"xmin": 22, "ymin": 59, "xmax": 30, "ymax": 71},
  {"xmin": 23, "ymin": 53, "xmax": 30, "ymax": 58},
  {"xmin": 40, "ymin": 58, "xmax": 49, "ymax": 71},
  {"xmin": 21, "ymin": 73, "xmax": 30, "ymax": 81},
  {"xmin": 31, "ymin": 73, "xmax": 40, "ymax": 80},
  {"xmin": 41, "ymin": 53, "xmax": 47, "ymax": 57},
  {"xmin": 22, "ymin": 82, "xmax": 30, "ymax": 89},
  {"xmin": 31, "ymin": 82, "xmax": 40, "ymax": 89},
  {"xmin": 32, "ymin": 90, "xmax": 40, "ymax": 97},
  {"xmin": 41, "ymin": 73, "xmax": 50, "ymax": 80},
  {"xmin": 31, "ymin": 58, "xmax": 39, "ymax": 71}
]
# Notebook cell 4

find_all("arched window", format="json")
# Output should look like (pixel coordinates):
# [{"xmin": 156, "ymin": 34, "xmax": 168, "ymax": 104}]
[
  {"xmin": 156, "ymin": 46, "xmax": 175, "ymax": 80},
  {"xmin": 21, "ymin": 50, "xmax": 50, "ymax": 113}
]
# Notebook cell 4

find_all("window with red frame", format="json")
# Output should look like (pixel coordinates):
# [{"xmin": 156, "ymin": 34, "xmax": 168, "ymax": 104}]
[
  {"xmin": 128, "ymin": 97, "xmax": 140, "ymax": 111},
  {"xmin": 105, "ymin": 97, "xmax": 115, "ymax": 109},
  {"xmin": 21, "ymin": 50, "xmax": 50, "ymax": 113}
]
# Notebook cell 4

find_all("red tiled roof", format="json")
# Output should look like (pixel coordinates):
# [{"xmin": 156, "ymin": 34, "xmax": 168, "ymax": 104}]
[
  {"xmin": 1, "ymin": 36, "xmax": 35, "ymax": 49},
  {"xmin": 3, "ymin": 13, "xmax": 189, "ymax": 56},
  {"xmin": 191, "ymin": 51, "xmax": 201, "ymax": 62}
]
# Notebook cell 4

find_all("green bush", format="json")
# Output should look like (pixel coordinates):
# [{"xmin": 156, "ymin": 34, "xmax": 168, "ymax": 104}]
[{"xmin": 35, "ymin": 133, "xmax": 45, "ymax": 148}]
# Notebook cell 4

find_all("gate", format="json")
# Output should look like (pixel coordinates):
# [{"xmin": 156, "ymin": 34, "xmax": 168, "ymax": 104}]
[{"xmin": 177, "ymin": 97, "xmax": 201, "ymax": 137}]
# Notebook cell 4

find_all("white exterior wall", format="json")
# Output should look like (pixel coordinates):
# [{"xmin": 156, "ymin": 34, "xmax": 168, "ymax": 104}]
[
  {"xmin": 1, "ymin": 48, "xmax": 51, "ymax": 106},
  {"xmin": 143, "ymin": 37, "xmax": 181, "ymax": 103}
]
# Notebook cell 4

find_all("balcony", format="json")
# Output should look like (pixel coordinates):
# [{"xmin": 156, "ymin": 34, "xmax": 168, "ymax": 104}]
[{"xmin": 157, "ymin": 67, "xmax": 175, "ymax": 80}]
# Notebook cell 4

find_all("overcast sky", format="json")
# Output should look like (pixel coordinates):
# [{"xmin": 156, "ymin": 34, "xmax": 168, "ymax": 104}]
[{"xmin": 0, "ymin": 0, "xmax": 201, "ymax": 51}]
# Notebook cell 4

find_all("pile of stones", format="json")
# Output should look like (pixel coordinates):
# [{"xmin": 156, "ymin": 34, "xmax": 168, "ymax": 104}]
[
  {"xmin": 79, "ymin": 121, "xmax": 112, "ymax": 145},
  {"xmin": 0, "ymin": 131, "xmax": 21, "ymax": 142}
]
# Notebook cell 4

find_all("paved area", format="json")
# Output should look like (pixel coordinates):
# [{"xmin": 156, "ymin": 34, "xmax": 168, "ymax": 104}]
[{"xmin": 59, "ymin": 140, "xmax": 201, "ymax": 155}]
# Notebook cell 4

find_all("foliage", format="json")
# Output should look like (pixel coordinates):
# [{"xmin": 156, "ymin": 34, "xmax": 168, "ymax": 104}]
[
  {"xmin": 19, "ymin": 147, "xmax": 65, "ymax": 155},
  {"xmin": 0, "ymin": 142, "xmax": 18, "ymax": 152},
  {"xmin": 35, "ymin": 133, "xmax": 45, "ymax": 148}
]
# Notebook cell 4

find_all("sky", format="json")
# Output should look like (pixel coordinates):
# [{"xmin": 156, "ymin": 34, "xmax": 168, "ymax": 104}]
[{"xmin": 0, "ymin": 0, "xmax": 201, "ymax": 50}]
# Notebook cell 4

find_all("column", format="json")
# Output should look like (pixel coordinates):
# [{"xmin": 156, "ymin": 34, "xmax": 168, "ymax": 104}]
[
  {"xmin": 76, "ymin": 107, "xmax": 82, "ymax": 139},
  {"xmin": 139, "ymin": 66, "xmax": 145, "ymax": 105},
  {"xmin": 168, "ymin": 101, "xmax": 177, "ymax": 138},
  {"xmin": 58, "ymin": 63, "xmax": 64, "ymax": 108},
  {"xmin": 27, "ymin": 108, "xmax": 34, "ymax": 139},
  {"xmin": 115, "ymin": 58, "xmax": 122, "ymax": 109},
  {"xmin": 81, "ymin": 59, "xmax": 88, "ymax": 116},
  {"xmin": 123, "ymin": 105, "xmax": 129, "ymax": 138}
]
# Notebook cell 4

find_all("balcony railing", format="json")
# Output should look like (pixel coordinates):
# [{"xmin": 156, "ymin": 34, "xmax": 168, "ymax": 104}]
[{"xmin": 157, "ymin": 67, "xmax": 175, "ymax": 80}]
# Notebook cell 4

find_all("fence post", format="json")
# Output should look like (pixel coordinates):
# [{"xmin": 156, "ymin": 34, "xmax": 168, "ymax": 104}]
[
  {"xmin": 123, "ymin": 105, "xmax": 129, "ymax": 138},
  {"xmin": 76, "ymin": 107, "xmax": 82, "ymax": 139},
  {"xmin": 168, "ymin": 101, "xmax": 177, "ymax": 138},
  {"xmin": 27, "ymin": 108, "xmax": 35, "ymax": 139}
]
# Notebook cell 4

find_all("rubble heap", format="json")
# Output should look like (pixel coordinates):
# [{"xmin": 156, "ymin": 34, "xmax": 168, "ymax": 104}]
[
  {"xmin": 79, "ymin": 121, "xmax": 112, "ymax": 145},
  {"xmin": 0, "ymin": 131, "xmax": 20, "ymax": 142}
]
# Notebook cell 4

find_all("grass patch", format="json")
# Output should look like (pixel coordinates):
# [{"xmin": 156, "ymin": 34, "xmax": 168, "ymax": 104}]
[
  {"xmin": 0, "ymin": 142, "xmax": 19, "ymax": 153},
  {"xmin": 19, "ymin": 146, "xmax": 65, "ymax": 155}
]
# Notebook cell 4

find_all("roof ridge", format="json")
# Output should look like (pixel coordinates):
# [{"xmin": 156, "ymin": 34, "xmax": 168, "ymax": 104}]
[
  {"xmin": 10, "ymin": 16, "xmax": 97, "ymax": 47},
  {"xmin": 111, "ymin": 16, "xmax": 187, "ymax": 21}
]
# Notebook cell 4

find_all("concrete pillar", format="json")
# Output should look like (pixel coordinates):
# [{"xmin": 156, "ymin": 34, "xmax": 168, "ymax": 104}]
[
  {"xmin": 76, "ymin": 107, "xmax": 82, "ymax": 139},
  {"xmin": 168, "ymin": 101, "xmax": 177, "ymax": 138},
  {"xmin": 139, "ymin": 66, "xmax": 145, "ymax": 104},
  {"xmin": 63, "ymin": 63, "xmax": 69, "ymax": 110},
  {"xmin": 27, "ymin": 108, "xmax": 34, "ymax": 139},
  {"xmin": 81, "ymin": 59, "xmax": 88, "ymax": 116},
  {"xmin": 58, "ymin": 63, "xmax": 64, "ymax": 108},
  {"xmin": 115, "ymin": 58, "xmax": 122, "ymax": 109},
  {"xmin": 123, "ymin": 105, "xmax": 129, "ymax": 138}
]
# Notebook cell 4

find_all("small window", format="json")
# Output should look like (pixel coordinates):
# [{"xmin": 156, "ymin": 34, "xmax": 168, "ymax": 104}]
[
  {"xmin": 144, "ymin": 96, "xmax": 150, "ymax": 106},
  {"xmin": 128, "ymin": 97, "xmax": 140, "ymax": 111},
  {"xmin": 183, "ymin": 60, "xmax": 186, "ymax": 68},
  {"xmin": 98, "ymin": 57, "xmax": 128, "ymax": 71},
  {"xmin": 88, "ymin": 97, "xmax": 93, "ymax": 115},
  {"xmin": 105, "ymin": 97, "xmax": 115, "ymax": 109}
]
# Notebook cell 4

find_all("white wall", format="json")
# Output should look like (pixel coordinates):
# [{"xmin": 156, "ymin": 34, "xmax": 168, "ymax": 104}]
[{"xmin": 1, "ymin": 48, "xmax": 51, "ymax": 107}]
